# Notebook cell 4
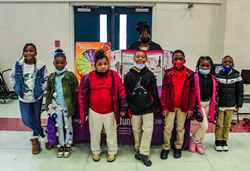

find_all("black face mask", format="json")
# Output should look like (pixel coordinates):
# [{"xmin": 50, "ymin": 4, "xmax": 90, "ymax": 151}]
[
  {"xmin": 96, "ymin": 70, "xmax": 109, "ymax": 77},
  {"xmin": 140, "ymin": 36, "xmax": 150, "ymax": 43}
]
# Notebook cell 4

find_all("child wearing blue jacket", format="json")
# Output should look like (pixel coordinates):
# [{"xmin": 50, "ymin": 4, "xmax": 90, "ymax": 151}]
[{"xmin": 9, "ymin": 43, "xmax": 50, "ymax": 154}]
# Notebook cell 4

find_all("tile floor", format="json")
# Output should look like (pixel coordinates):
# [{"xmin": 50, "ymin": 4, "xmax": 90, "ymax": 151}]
[{"xmin": 0, "ymin": 99, "xmax": 250, "ymax": 171}]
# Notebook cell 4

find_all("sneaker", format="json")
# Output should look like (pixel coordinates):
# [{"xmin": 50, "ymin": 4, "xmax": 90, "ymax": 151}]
[
  {"xmin": 222, "ymin": 141, "xmax": 229, "ymax": 151},
  {"xmin": 92, "ymin": 154, "xmax": 100, "ymax": 162},
  {"xmin": 189, "ymin": 137, "xmax": 197, "ymax": 152},
  {"xmin": 107, "ymin": 154, "xmax": 116, "ymax": 162},
  {"xmin": 64, "ymin": 144, "xmax": 72, "ymax": 158},
  {"xmin": 173, "ymin": 148, "xmax": 182, "ymax": 158},
  {"xmin": 160, "ymin": 149, "xmax": 169, "ymax": 160},
  {"xmin": 57, "ymin": 145, "xmax": 64, "ymax": 158},
  {"xmin": 135, "ymin": 151, "xmax": 142, "ymax": 160},
  {"xmin": 141, "ymin": 155, "xmax": 152, "ymax": 166},
  {"xmin": 214, "ymin": 141, "xmax": 223, "ymax": 152},
  {"xmin": 196, "ymin": 142, "xmax": 205, "ymax": 154}
]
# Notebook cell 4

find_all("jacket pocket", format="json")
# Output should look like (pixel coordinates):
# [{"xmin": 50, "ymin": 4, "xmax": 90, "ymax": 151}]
[{"xmin": 35, "ymin": 73, "xmax": 44, "ymax": 98}]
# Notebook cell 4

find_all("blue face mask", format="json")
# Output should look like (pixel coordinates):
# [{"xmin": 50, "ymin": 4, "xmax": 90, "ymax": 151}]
[
  {"xmin": 54, "ymin": 68, "xmax": 66, "ymax": 74},
  {"xmin": 134, "ymin": 63, "xmax": 146, "ymax": 70},
  {"xmin": 222, "ymin": 65, "xmax": 233, "ymax": 72},
  {"xmin": 199, "ymin": 68, "xmax": 210, "ymax": 75}
]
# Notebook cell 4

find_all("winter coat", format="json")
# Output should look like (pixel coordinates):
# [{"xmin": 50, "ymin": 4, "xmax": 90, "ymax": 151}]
[
  {"xmin": 190, "ymin": 73, "xmax": 219, "ymax": 122},
  {"xmin": 9, "ymin": 58, "xmax": 48, "ymax": 102},
  {"xmin": 124, "ymin": 67, "xmax": 161, "ymax": 117},
  {"xmin": 127, "ymin": 41, "xmax": 163, "ymax": 50},
  {"xmin": 161, "ymin": 67, "xmax": 196, "ymax": 112},
  {"xmin": 46, "ymin": 70, "xmax": 78, "ymax": 117},
  {"xmin": 78, "ymin": 70, "xmax": 128, "ymax": 125},
  {"xmin": 215, "ymin": 69, "xmax": 244, "ymax": 107}
]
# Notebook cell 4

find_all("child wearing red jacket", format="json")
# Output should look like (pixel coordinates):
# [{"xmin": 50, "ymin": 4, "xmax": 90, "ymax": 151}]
[
  {"xmin": 160, "ymin": 50, "xmax": 196, "ymax": 159},
  {"xmin": 78, "ymin": 50, "xmax": 128, "ymax": 162}
]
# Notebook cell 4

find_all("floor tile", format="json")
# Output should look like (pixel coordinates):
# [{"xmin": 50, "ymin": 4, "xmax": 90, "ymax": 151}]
[
  {"xmin": 0, "ymin": 131, "xmax": 18, "ymax": 148},
  {"xmin": 209, "ymin": 160, "xmax": 239, "ymax": 171}
]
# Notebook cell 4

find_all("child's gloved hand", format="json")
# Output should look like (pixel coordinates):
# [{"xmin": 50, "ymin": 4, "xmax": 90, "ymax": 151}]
[
  {"xmin": 234, "ymin": 106, "xmax": 239, "ymax": 113},
  {"xmin": 120, "ymin": 111, "xmax": 125, "ymax": 116},
  {"xmin": 186, "ymin": 111, "xmax": 193, "ymax": 118},
  {"xmin": 162, "ymin": 110, "xmax": 169, "ymax": 117}
]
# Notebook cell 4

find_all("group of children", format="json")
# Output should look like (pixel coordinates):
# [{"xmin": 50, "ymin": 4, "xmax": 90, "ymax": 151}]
[{"xmin": 9, "ymin": 43, "xmax": 243, "ymax": 167}]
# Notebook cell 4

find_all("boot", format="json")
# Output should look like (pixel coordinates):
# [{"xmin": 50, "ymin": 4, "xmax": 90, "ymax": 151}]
[
  {"xmin": 38, "ymin": 128, "xmax": 48, "ymax": 143},
  {"xmin": 189, "ymin": 137, "xmax": 197, "ymax": 152},
  {"xmin": 30, "ymin": 137, "xmax": 41, "ymax": 154},
  {"xmin": 107, "ymin": 154, "xmax": 116, "ymax": 162},
  {"xmin": 45, "ymin": 142, "xmax": 51, "ymax": 150},
  {"xmin": 196, "ymin": 142, "xmax": 205, "ymax": 154}
]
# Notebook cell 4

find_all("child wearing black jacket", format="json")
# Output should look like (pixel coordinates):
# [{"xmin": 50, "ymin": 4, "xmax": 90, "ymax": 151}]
[
  {"xmin": 214, "ymin": 55, "xmax": 244, "ymax": 151},
  {"xmin": 124, "ymin": 50, "xmax": 161, "ymax": 167}
]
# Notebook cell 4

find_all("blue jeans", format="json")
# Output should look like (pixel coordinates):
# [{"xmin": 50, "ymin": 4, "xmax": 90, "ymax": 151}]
[{"xmin": 19, "ymin": 98, "xmax": 45, "ymax": 137}]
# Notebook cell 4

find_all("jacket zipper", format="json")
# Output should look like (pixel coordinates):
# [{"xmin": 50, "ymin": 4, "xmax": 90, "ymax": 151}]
[{"xmin": 226, "ymin": 74, "xmax": 228, "ymax": 106}]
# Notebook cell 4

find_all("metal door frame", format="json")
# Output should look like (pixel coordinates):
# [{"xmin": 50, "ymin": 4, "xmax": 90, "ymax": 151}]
[{"xmin": 69, "ymin": 2, "xmax": 156, "ymax": 71}]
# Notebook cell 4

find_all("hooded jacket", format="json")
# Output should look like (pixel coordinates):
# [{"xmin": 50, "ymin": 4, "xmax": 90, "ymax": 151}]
[
  {"xmin": 9, "ymin": 58, "xmax": 48, "ymax": 102},
  {"xmin": 215, "ymin": 69, "xmax": 244, "ymax": 107},
  {"xmin": 78, "ymin": 70, "xmax": 128, "ymax": 125},
  {"xmin": 124, "ymin": 67, "xmax": 161, "ymax": 117}
]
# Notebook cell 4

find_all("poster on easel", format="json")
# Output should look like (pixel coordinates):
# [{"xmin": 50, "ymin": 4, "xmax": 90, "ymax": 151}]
[
  {"xmin": 111, "ymin": 50, "xmax": 164, "ymax": 85},
  {"xmin": 145, "ymin": 50, "xmax": 163, "ymax": 86},
  {"xmin": 163, "ymin": 50, "xmax": 173, "ymax": 74},
  {"xmin": 110, "ymin": 50, "xmax": 122, "ymax": 78},
  {"xmin": 75, "ymin": 42, "xmax": 111, "ymax": 83}
]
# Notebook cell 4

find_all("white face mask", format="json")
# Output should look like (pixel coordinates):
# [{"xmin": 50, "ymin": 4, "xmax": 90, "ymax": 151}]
[
  {"xmin": 199, "ymin": 68, "xmax": 210, "ymax": 75},
  {"xmin": 134, "ymin": 63, "xmax": 146, "ymax": 70}
]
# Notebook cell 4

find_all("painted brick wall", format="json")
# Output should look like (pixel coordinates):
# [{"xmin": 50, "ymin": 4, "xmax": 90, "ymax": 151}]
[{"xmin": 1, "ymin": 0, "xmax": 250, "ymax": 93}]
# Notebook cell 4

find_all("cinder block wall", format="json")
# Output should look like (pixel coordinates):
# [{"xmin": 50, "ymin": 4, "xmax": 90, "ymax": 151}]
[{"xmin": 1, "ymin": 0, "xmax": 250, "ymax": 93}]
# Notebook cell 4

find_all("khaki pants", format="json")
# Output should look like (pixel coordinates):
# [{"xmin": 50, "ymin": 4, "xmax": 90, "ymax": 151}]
[
  {"xmin": 215, "ymin": 110, "xmax": 234, "ymax": 141},
  {"xmin": 88, "ymin": 108, "xmax": 118, "ymax": 155},
  {"xmin": 162, "ymin": 108, "xmax": 186, "ymax": 150},
  {"xmin": 192, "ymin": 101, "xmax": 210, "ymax": 142},
  {"xmin": 131, "ymin": 113, "xmax": 154, "ymax": 156}
]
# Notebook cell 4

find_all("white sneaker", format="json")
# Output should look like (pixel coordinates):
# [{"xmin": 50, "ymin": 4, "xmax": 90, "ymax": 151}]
[
  {"xmin": 214, "ymin": 141, "xmax": 223, "ymax": 152},
  {"xmin": 222, "ymin": 141, "xmax": 229, "ymax": 151}
]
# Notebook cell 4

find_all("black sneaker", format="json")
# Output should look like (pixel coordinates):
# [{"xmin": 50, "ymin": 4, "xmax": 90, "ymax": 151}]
[
  {"xmin": 221, "ymin": 141, "xmax": 229, "ymax": 151},
  {"xmin": 135, "ymin": 151, "xmax": 142, "ymax": 160},
  {"xmin": 64, "ymin": 144, "xmax": 72, "ymax": 158},
  {"xmin": 141, "ymin": 155, "xmax": 152, "ymax": 167},
  {"xmin": 214, "ymin": 141, "xmax": 223, "ymax": 152},
  {"xmin": 57, "ymin": 145, "xmax": 64, "ymax": 158},
  {"xmin": 160, "ymin": 149, "xmax": 169, "ymax": 160},
  {"xmin": 173, "ymin": 148, "xmax": 182, "ymax": 158}
]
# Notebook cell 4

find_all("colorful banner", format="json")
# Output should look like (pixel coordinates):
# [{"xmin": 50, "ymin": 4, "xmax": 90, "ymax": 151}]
[{"xmin": 75, "ymin": 42, "xmax": 111, "ymax": 83}]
